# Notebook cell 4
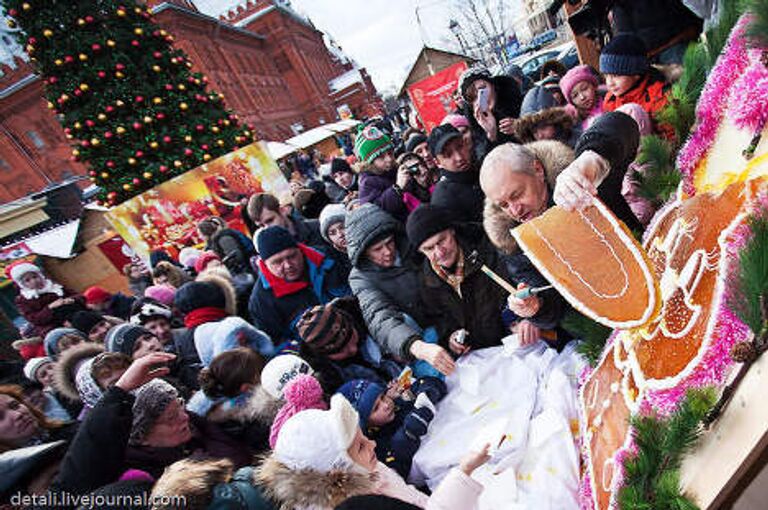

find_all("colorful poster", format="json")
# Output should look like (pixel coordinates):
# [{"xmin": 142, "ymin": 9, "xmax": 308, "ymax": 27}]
[
  {"xmin": 106, "ymin": 142, "xmax": 290, "ymax": 261},
  {"xmin": 96, "ymin": 235, "xmax": 142, "ymax": 272},
  {"xmin": 0, "ymin": 243, "xmax": 35, "ymax": 288},
  {"xmin": 407, "ymin": 61, "xmax": 468, "ymax": 133}
]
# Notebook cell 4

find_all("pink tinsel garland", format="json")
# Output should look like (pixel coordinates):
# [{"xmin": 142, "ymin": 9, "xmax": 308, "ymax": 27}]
[
  {"xmin": 676, "ymin": 16, "xmax": 752, "ymax": 195},
  {"xmin": 728, "ymin": 56, "xmax": 768, "ymax": 132}
]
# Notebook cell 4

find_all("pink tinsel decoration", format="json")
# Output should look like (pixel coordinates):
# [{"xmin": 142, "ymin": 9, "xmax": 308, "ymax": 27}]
[
  {"xmin": 677, "ymin": 15, "xmax": 752, "ymax": 195},
  {"xmin": 728, "ymin": 57, "xmax": 768, "ymax": 132}
]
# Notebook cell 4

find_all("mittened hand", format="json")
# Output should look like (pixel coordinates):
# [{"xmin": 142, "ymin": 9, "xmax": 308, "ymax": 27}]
[
  {"xmin": 404, "ymin": 407, "xmax": 434, "ymax": 438},
  {"xmin": 411, "ymin": 376, "xmax": 447, "ymax": 404},
  {"xmin": 414, "ymin": 392, "xmax": 436, "ymax": 415}
]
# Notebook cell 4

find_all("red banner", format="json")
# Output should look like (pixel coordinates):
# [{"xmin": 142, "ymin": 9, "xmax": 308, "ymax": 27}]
[
  {"xmin": 407, "ymin": 61, "xmax": 468, "ymax": 133},
  {"xmin": 97, "ymin": 235, "xmax": 142, "ymax": 272}
]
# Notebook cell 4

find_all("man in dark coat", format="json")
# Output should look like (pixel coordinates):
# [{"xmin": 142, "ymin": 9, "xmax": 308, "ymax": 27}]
[
  {"xmin": 248, "ymin": 226, "xmax": 350, "ymax": 350},
  {"xmin": 428, "ymin": 124, "xmax": 485, "ymax": 223},
  {"xmin": 246, "ymin": 192, "xmax": 327, "ymax": 250},
  {"xmin": 480, "ymin": 111, "xmax": 641, "ymax": 344},
  {"xmin": 407, "ymin": 205, "xmax": 509, "ymax": 354},
  {"xmin": 346, "ymin": 204, "xmax": 456, "ymax": 376}
]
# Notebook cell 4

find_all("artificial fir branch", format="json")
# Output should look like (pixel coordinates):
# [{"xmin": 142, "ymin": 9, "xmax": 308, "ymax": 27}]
[
  {"xmin": 634, "ymin": 136, "xmax": 679, "ymax": 207},
  {"xmin": 618, "ymin": 388, "xmax": 717, "ymax": 510},
  {"xmin": 561, "ymin": 310, "xmax": 612, "ymax": 366},
  {"xmin": 727, "ymin": 214, "xmax": 768, "ymax": 333}
]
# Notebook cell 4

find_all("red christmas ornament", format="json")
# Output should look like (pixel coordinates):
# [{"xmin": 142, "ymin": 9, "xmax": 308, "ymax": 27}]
[
  {"xmin": 217, "ymin": 119, "xmax": 225, "ymax": 126},
  {"xmin": 85, "ymin": 120, "xmax": 95, "ymax": 127},
  {"xmin": 164, "ymin": 84, "xmax": 173, "ymax": 91},
  {"xmin": 105, "ymin": 106, "xmax": 114, "ymax": 114},
  {"xmin": 159, "ymin": 165, "xmax": 168, "ymax": 173},
  {"xmin": 156, "ymin": 112, "xmax": 166, "ymax": 121},
  {"xmin": 8, "ymin": 9, "xmax": 18, "ymax": 17},
  {"xmin": 132, "ymin": 178, "xmax": 141, "ymax": 185},
  {"xmin": 91, "ymin": 43, "xmax": 101, "ymax": 52},
  {"xmin": 201, "ymin": 144, "xmax": 209, "ymax": 151},
  {"xmin": 131, "ymin": 40, "xmax": 140, "ymax": 47},
  {"xmin": 187, "ymin": 76, "xmax": 195, "ymax": 83},
  {"xmin": 195, "ymin": 124, "xmax": 205, "ymax": 132},
  {"xmin": 81, "ymin": 140, "xmax": 90, "ymax": 147},
  {"xmin": 48, "ymin": 76, "xmax": 58, "ymax": 84},
  {"xmin": 89, "ymin": 170, "xmax": 97, "ymax": 177},
  {"xmin": 106, "ymin": 160, "xmax": 115, "ymax": 168},
  {"xmin": 229, "ymin": 114, "xmax": 237, "ymax": 121},
  {"xmin": 135, "ymin": 150, "xmax": 144, "ymax": 158},
  {"xmin": 135, "ymin": 96, "xmax": 144, "ymax": 103},
  {"xmin": 85, "ymin": 16, "xmax": 94, "ymax": 23},
  {"xmin": 64, "ymin": 55, "xmax": 74, "ymax": 63},
  {"xmin": 115, "ymin": 63, "xmax": 126, "ymax": 71},
  {"xmin": 133, "ymin": 122, "xmax": 142, "ymax": 131},
  {"xmin": 153, "ymin": 51, "xmax": 162, "ymax": 59},
  {"xmin": 184, "ymin": 148, "xmax": 193, "ymax": 156},
  {"xmin": 97, "ymin": 71, "xmax": 107, "ymax": 79},
  {"xmin": 104, "ymin": 131, "xmax": 114, "ymax": 139},
  {"xmin": 28, "ymin": 37, "xmax": 37, "ymax": 45},
  {"xmin": 64, "ymin": 128, "xmax": 72, "ymax": 135},
  {"xmin": 153, "ymin": 30, "xmax": 161, "ymax": 37},
  {"xmin": 74, "ymin": 89, "xmax": 83, "ymax": 97},
  {"xmin": 162, "ymin": 136, "xmax": 172, "ymax": 144}
]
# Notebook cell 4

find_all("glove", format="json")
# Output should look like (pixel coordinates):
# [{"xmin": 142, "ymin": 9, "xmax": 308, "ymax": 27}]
[
  {"xmin": 404, "ymin": 406, "xmax": 434, "ymax": 438},
  {"xmin": 414, "ymin": 392, "xmax": 436, "ymax": 415},
  {"xmin": 411, "ymin": 376, "xmax": 447, "ymax": 404},
  {"xmin": 553, "ymin": 150, "xmax": 610, "ymax": 211}
]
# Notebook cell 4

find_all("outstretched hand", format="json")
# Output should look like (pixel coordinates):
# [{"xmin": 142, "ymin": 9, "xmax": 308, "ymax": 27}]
[
  {"xmin": 411, "ymin": 340, "xmax": 456, "ymax": 376},
  {"xmin": 460, "ymin": 443, "xmax": 491, "ymax": 476},
  {"xmin": 115, "ymin": 352, "xmax": 176, "ymax": 392},
  {"xmin": 553, "ymin": 150, "xmax": 609, "ymax": 211}
]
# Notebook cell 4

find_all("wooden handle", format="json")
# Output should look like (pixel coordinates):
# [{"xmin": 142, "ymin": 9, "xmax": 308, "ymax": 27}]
[{"xmin": 480, "ymin": 265, "xmax": 517, "ymax": 294}]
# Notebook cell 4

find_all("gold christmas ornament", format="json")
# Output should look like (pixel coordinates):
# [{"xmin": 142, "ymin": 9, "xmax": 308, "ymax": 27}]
[
  {"xmin": 203, "ymin": 154, "xmax": 212, "ymax": 161},
  {"xmin": 143, "ymin": 116, "xmax": 153, "ymax": 124},
  {"xmin": 173, "ymin": 160, "xmax": 183, "ymax": 168},
  {"xmin": 184, "ymin": 135, "xmax": 193, "ymax": 143},
  {"xmin": 90, "ymin": 138, "xmax": 100, "ymax": 146},
  {"xmin": 116, "ymin": 126, "xmax": 126, "ymax": 134},
  {"xmin": 74, "ymin": 122, "xmax": 82, "ymax": 129},
  {"xmin": 152, "ymin": 65, "xmax": 161, "ymax": 73},
  {"xmin": 79, "ymin": 83, "xmax": 89, "ymax": 91},
  {"xmin": 122, "ymin": 183, "xmax": 132, "ymax": 191},
  {"xmin": 179, "ymin": 102, "xmax": 188, "ymax": 111},
  {"xmin": 54, "ymin": 59, "xmax": 63, "ymax": 66},
  {"xmin": 115, "ymin": 71, "xmax": 125, "ymax": 79},
  {"xmin": 128, "ymin": 157, "xmax": 137, "ymax": 165},
  {"xmin": 98, "ymin": 113, "xmax": 107, "ymax": 121},
  {"xmin": 79, "ymin": 53, "xmax": 88, "ymax": 62},
  {"xmin": 134, "ymin": 28, "xmax": 143, "ymax": 36},
  {"xmin": 107, "ymin": 39, "xmax": 116, "ymax": 48},
  {"xmin": 152, "ymin": 97, "xmax": 163, "ymax": 105},
  {"xmin": 43, "ymin": 29, "xmax": 53, "ymax": 38}
]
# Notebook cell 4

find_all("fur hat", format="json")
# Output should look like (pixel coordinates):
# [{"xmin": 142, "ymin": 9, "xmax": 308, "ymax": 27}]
[
  {"xmin": 105, "ymin": 323, "xmax": 150, "ymax": 356},
  {"xmin": 261, "ymin": 354, "xmax": 315, "ymax": 399},
  {"xmin": 6, "ymin": 261, "xmax": 40, "ymax": 284},
  {"xmin": 406, "ymin": 204, "xmax": 455, "ymax": 250},
  {"xmin": 458, "ymin": 64, "xmax": 492, "ymax": 101},
  {"xmin": 174, "ymin": 281, "xmax": 226, "ymax": 315},
  {"xmin": 53, "ymin": 342, "xmax": 105, "ymax": 403},
  {"xmin": 193, "ymin": 316, "xmax": 274, "ymax": 366},
  {"xmin": 23, "ymin": 357, "xmax": 53, "ymax": 382},
  {"xmin": 600, "ymin": 33, "xmax": 648, "ymax": 76},
  {"xmin": 269, "ymin": 374, "xmax": 327, "ymax": 448},
  {"xmin": 83, "ymin": 286, "xmax": 112, "ymax": 306},
  {"xmin": 273, "ymin": 394, "xmax": 359, "ymax": 472},
  {"xmin": 256, "ymin": 226, "xmax": 297, "ymax": 261},
  {"xmin": 44, "ymin": 327, "xmax": 86, "ymax": 358},
  {"xmin": 144, "ymin": 284, "xmax": 176, "ymax": 307},
  {"xmin": 337, "ymin": 379, "xmax": 386, "ymax": 429},
  {"xmin": 319, "ymin": 204, "xmax": 347, "ymax": 244},
  {"xmin": 130, "ymin": 379, "xmax": 180, "ymax": 445},
  {"xmin": 70, "ymin": 311, "xmax": 106, "ymax": 336}
]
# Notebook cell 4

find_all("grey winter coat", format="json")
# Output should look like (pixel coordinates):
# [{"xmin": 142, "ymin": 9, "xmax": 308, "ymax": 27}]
[{"xmin": 345, "ymin": 204, "xmax": 424, "ymax": 362}]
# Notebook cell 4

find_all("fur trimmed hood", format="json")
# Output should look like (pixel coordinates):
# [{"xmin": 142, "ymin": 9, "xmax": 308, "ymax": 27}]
[
  {"xmin": 151, "ymin": 458, "xmax": 233, "ymax": 510},
  {"xmin": 52, "ymin": 342, "xmax": 104, "ymax": 402},
  {"xmin": 513, "ymin": 107, "xmax": 575, "ymax": 144},
  {"xmin": 206, "ymin": 385, "xmax": 282, "ymax": 426},
  {"xmin": 483, "ymin": 140, "xmax": 574, "ymax": 254},
  {"xmin": 195, "ymin": 271, "xmax": 238, "ymax": 317},
  {"xmin": 256, "ymin": 456, "xmax": 377, "ymax": 510}
]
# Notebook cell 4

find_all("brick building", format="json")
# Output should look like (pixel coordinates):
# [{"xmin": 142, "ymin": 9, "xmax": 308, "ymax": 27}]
[{"xmin": 0, "ymin": 0, "xmax": 383, "ymax": 202}]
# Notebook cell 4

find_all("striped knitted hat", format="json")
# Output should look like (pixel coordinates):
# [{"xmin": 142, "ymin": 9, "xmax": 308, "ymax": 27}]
[
  {"xmin": 354, "ymin": 124, "xmax": 393, "ymax": 164},
  {"xmin": 297, "ymin": 303, "xmax": 356, "ymax": 356}
]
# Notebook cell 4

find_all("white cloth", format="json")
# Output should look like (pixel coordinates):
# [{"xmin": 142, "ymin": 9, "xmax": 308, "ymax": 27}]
[{"xmin": 411, "ymin": 338, "xmax": 586, "ymax": 510}]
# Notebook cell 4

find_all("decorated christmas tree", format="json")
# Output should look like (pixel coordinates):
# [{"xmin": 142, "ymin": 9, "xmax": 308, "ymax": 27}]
[{"xmin": 3, "ymin": 0, "xmax": 254, "ymax": 205}]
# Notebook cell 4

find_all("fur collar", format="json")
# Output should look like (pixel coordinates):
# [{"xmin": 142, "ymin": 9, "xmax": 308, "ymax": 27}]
[
  {"xmin": 483, "ymin": 140, "xmax": 574, "ymax": 254},
  {"xmin": 53, "ymin": 342, "xmax": 104, "ymax": 402},
  {"xmin": 151, "ymin": 458, "xmax": 233, "ymax": 510},
  {"xmin": 207, "ymin": 385, "xmax": 282, "ymax": 426},
  {"xmin": 513, "ymin": 107, "xmax": 575, "ymax": 144},
  {"xmin": 256, "ymin": 456, "xmax": 377, "ymax": 510}
]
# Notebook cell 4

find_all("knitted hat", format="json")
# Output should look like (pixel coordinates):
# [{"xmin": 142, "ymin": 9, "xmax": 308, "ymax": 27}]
[
  {"xmin": 261, "ymin": 354, "xmax": 315, "ymax": 399},
  {"xmin": 344, "ymin": 203, "xmax": 400, "ymax": 267},
  {"xmin": 297, "ymin": 303, "xmax": 356, "ymax": 357},
  {"xmin": 426, "ymin": 124, "xmax": 462, "ymax": 157},
  {"xmin": 256, "ymin": 226, "xmax": 298, "ymax": 261},
  {"xmin": 520, "ymin": 85, "xmax": 560, "ymax": 117},
  {"xmin": 559, "ymin": 65, "xmax": 599, "ymax": 105},
  {"xmin": 178, "ymin": 247, "xmax": 203, "ymax": 269},
  {"xmin": 194, "ymin": 316, "xmax": 273, "ymax": 366},
  {"xmin": 273, "ymin": 393, "xmax": 359, "ymax": 472},
  {"xmin": 354, "ymin": 124, "xmax": 393, "ymax": 164},
  {"xmin": 600, "ymin": 33, "xmax": 648, "ymax": 76},
  {"xmin": 174, "ymin": 280, "xmax": 226, "ymax": 315},
  {"xmin": 129, "ymin": 379, "xmax": 180, "ymax": 445},
  {"xmin": 105, "ymin": 323, "xmax": 150, "ymax": 356},
  {"xmin": 404, "ymin": 133, "xmax": 428, "ymax": 153},
  {"xmin": 144, "ymin": 284, "xmax": 176, "ymax": 307},
  {"xmin": 458, "ymin": 65, "xmax": 492, "ymax": 101},
  {"xmin": 616, "ymin": 103, "xmax": 652, "ymax": 136},
  {"xmin": 83, "ymin": 286, "xmax": 112, "ymax": 306},
  {"xmin": 319, "ymin": 204, "xmax": 347, "ymax": 243},
  {"xmin": 194, "ymin": 251, "xmax": 221, "ymax": 274},
  {"xmin": 70, "ymin": 311, "xmax": 106, "ymax": 336},
  {"xmin": 23, "ymin": 357, "xmax": 53, "ymax": 382},
  {"xmin": 441, "ymin": 114, "xmax": 470, "ymax": 130},
  {"xmin": 130, "ymin": 299, "xmax": 173, "ymax": 325},
  {"xmin": 269, "ymin": 374, "xmax": 327, "ymax": 448},
  {"xmin": 330, "ymin": 158, "xmax": 353, "ymax": 175},
  {"xmin": 44, "ymin": 327, "xmax": 86, "ymax": 358},
  {"xmin": 337, "ymin": 379, "xmax": 386, "ymax": 429},
  {"xmin": 406, "ymin": 204, "xmax": 455, "ymax": 250},
  {"xmin": 75, "ymin": 357, "xmax": 103, "ymax": 409},
  {"xmin": 6, "ymin": 261, "xmax": 40, "ymax": 284}
]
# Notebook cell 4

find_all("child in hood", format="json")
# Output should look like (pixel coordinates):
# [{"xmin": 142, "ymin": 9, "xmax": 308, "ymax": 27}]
[
  {"xmin": 337, "ymin": 377, "xmax": 446, "ymax": 479},
  {"xmin": 8, "ymin": 261, "xmax": 85, "ymax": 338},
  {"xmin": 600, "ymin": 33, "xmax": 674, "ymax": 140}
]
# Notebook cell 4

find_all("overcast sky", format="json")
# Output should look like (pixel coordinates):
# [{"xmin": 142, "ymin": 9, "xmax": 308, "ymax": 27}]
[{"xmin": 195, "ymin": 0, "xmax": 469, "ymax": 94}]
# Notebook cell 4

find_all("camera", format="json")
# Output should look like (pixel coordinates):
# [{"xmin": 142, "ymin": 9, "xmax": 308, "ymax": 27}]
[{"xmin": 407, "ymin": 163, "xmax": 420, "ymax": 175}]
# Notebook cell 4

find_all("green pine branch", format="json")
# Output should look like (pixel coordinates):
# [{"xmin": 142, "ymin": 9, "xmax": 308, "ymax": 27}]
[
  {"xmin": 561, "ymin": 310, "xmax": 612, "ymax": 366},
  {"xmin": 727, "ymin": 213, "xmax": 768, "ymax": 334},
  {"xmin": 618, "ymin": 388, "xmax": 717, "ymax": 510},
  {"xmin": 634, "ymin": 135, "xmax": 680, "ymax": 207},
  {"xmin": 743, "ymin": 0, "xmax": 768, "ymax": 47}
]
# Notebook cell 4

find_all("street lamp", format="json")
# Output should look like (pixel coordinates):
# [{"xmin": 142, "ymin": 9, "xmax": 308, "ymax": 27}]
[{"xmin": 449, "ymin": 19, "xmax": 468, "ymax": 56}]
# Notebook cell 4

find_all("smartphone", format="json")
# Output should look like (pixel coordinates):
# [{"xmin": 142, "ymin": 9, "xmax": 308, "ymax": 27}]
[{"xmin": 477, "ymin": 87, "xmax": 489, "ymax": 113}]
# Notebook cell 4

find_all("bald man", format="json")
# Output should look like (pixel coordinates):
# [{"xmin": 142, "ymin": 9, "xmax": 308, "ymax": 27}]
[{"xmin": 479, "ymin": 111, "xmax": 641, "ymax": 345}]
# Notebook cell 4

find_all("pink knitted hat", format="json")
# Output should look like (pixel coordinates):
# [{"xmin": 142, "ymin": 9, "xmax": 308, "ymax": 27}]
[
  {"xmin": 440, "ymin": 113, "xmax": 470, "ymax": 130},
  {"xmin": 559, "ymin": 65, "xmax": 599, "ymax": 106},
  {"xmin": 144, "ymin": 284, "xmax": 176, "ymax": 307},
  {"xmin": 269, "ymin": 374, "xmax": 328, "ymax": 448},
  {"xmin": 616, "ymin": 103, "xmax": 653, "ymax": 136}
]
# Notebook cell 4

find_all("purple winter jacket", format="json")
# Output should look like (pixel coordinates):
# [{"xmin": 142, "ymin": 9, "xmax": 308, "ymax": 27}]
[{"xmin": 358, "ymin": 169, "xmax": 408, "ymax": 222}]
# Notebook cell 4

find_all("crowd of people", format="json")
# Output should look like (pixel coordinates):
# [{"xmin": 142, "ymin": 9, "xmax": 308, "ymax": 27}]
[{"xmin": 1, "ymin": 29, "xmax": 686, "ymax": 510}]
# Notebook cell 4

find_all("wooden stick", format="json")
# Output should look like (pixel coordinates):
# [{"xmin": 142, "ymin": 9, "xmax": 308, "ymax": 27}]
[{"xmin": 480, "ymin": 265, "xmax": 517, "ymax": 294}]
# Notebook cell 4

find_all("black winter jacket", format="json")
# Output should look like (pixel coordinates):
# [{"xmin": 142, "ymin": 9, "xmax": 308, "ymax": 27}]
[{"xmin": 430, "ymin": 170, "xmax": 485, "ymax": 223}]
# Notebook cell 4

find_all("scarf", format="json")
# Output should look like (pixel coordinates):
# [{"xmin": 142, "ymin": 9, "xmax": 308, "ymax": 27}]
[
  {"xmin": 257, "ymin": 244, "xmax": 325, "ymax": 298},
  {"xmin": 20, "ymin": 278, "xmax": 64, "ymax": 300},
  {"xmin": 430, "ymin": 247, "xmax": 465, "ymax": 297},
  {"xmin": 184, "ymin": 307, "xmax": 228, "ymax": 329}
]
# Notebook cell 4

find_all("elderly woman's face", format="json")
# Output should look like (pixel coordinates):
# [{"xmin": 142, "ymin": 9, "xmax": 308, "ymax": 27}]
[{"xmin": 346, "ymin": 428, "xmax": 377, "ymax": 472}]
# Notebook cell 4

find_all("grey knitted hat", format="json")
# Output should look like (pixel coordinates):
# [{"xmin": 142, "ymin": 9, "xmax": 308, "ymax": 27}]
[{"xmin": 129, "ymin": 379, "xmax": 180, "ymax": 445}]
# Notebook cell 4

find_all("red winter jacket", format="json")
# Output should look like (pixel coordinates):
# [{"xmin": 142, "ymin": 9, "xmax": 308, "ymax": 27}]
[
  {"xmin": 603, "ymin": 72, "xmax": 674, "ymax": 141},
  {"xmin": 15, "ymin": 288, "xmax": 85, "ymax": 338}
]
